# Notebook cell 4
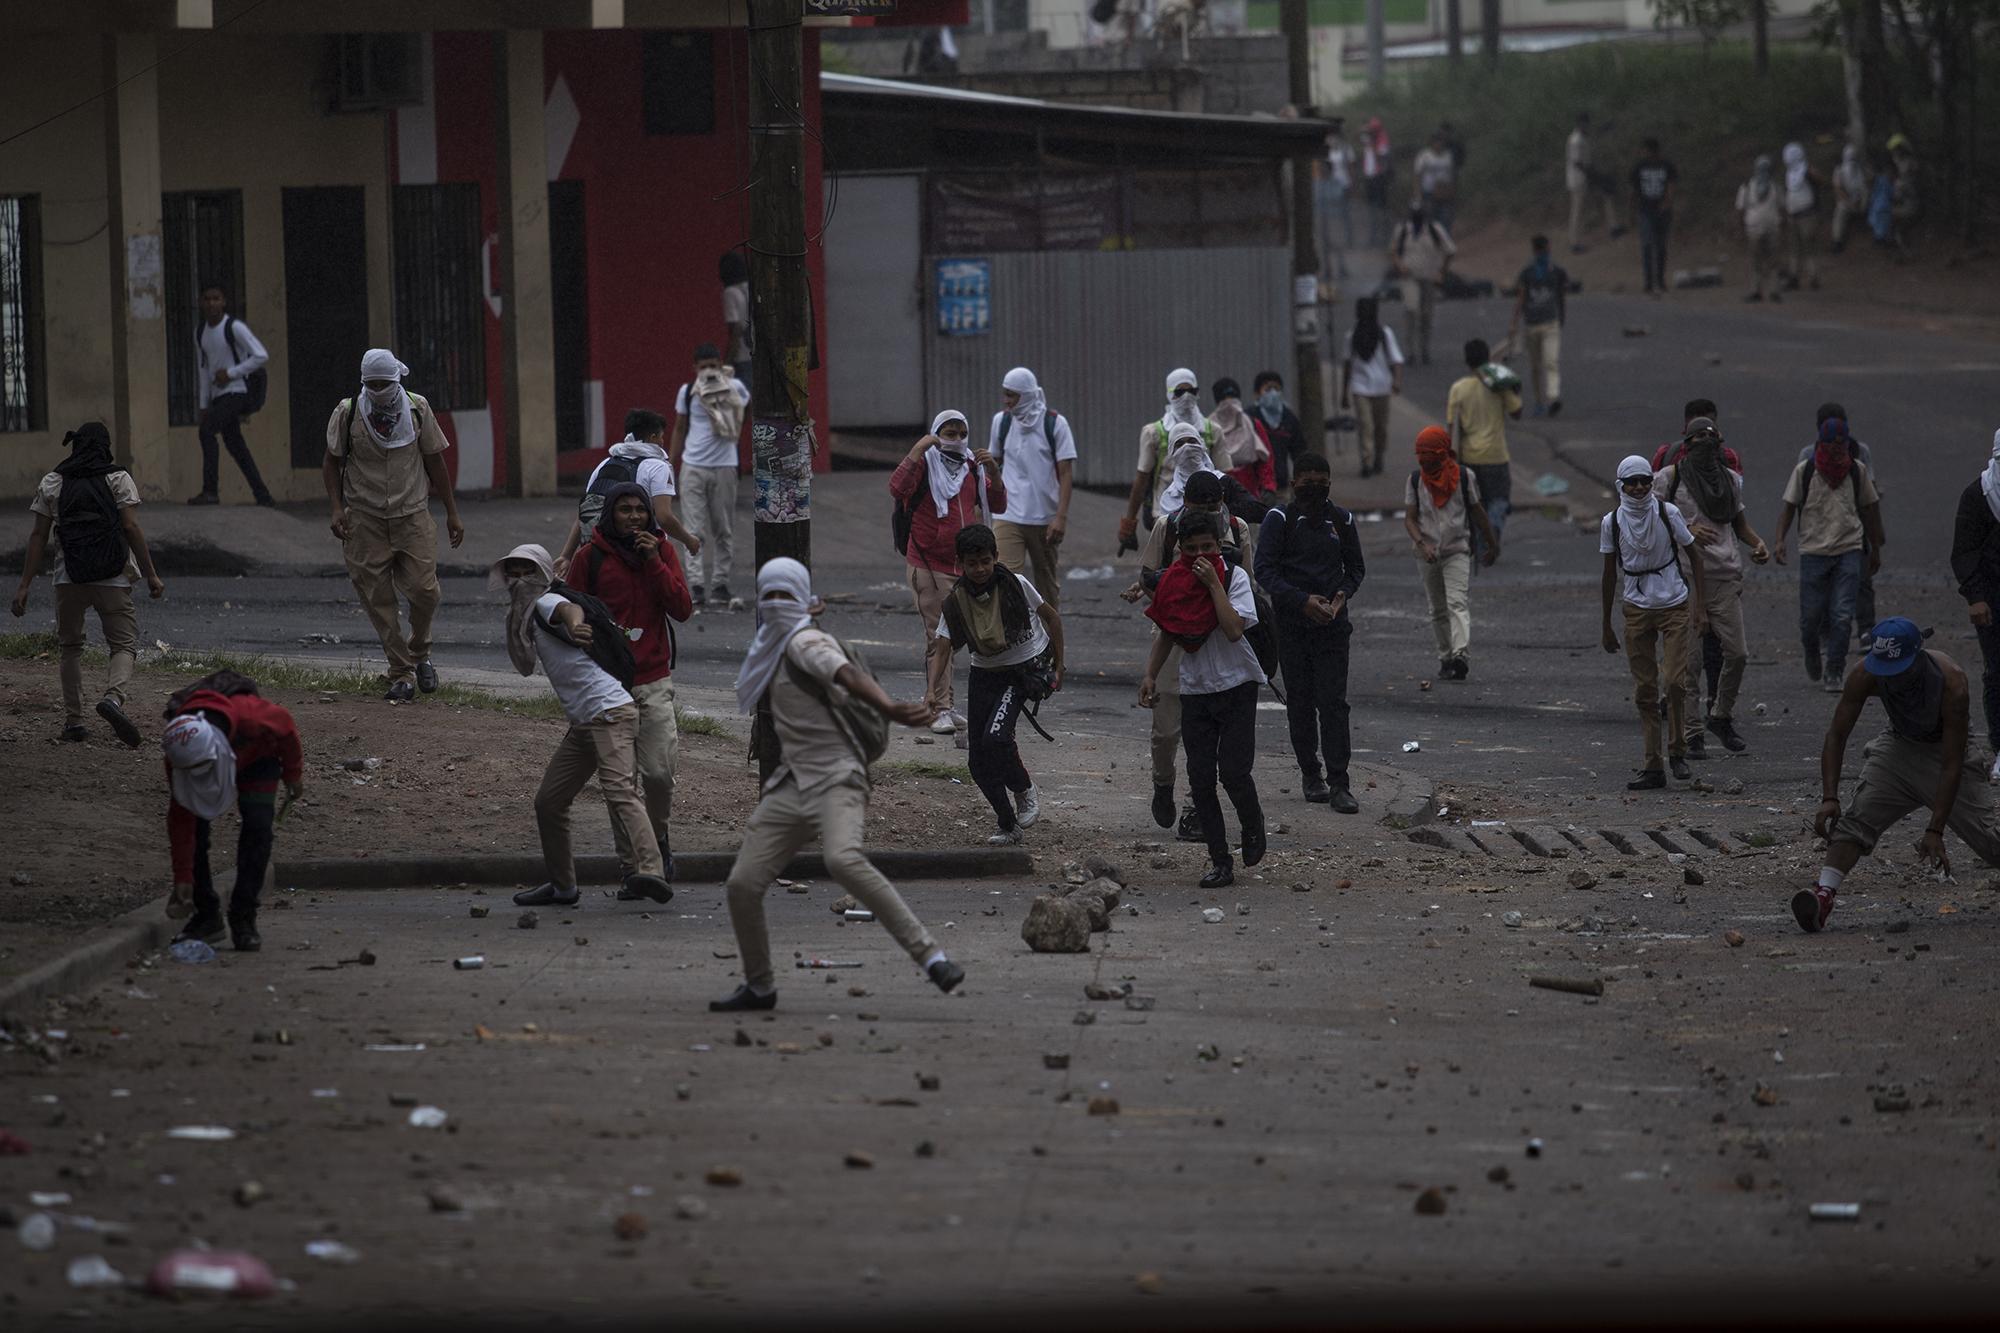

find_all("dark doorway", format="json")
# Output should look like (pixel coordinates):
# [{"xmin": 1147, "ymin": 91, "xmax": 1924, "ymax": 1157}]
[
  {"xmin": 281, "ymin": 186, "xmax": 369, "ymax": 468},
  {"xmin": 547, "ymin": 179, "xmax": 590, "ymax": 452}
]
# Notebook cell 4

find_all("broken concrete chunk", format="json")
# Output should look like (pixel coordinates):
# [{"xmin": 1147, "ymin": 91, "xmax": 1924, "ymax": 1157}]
[{"xmin": 1021, "ymin": 894, "xmax": 1092, "ymax": 953}]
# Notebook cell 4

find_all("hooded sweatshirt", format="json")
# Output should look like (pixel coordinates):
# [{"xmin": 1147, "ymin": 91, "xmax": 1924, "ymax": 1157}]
[
  {"xmin": 163, "ymin": 689, "xmax": 304, "ymax": 884},
  {"xmin": 570, "ymin": 505, "xmax": 695, "ymax": 688},
  {"xmin": 889, "ymin": 417, "xmax": 1009, "ymax": 575}
]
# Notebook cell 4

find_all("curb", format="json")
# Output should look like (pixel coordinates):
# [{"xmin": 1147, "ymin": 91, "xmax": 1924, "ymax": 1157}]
[
  {"xmin": 1360, "ymin": 760, "xmax": 1439, "ymax": 829},
  {"xmin": 273, "ymin": 846, "xmax": 1038, "ymax": 890},
  {"xmin": 0, "ymin": 894, "xmax": 175, "ymax": 1019}
]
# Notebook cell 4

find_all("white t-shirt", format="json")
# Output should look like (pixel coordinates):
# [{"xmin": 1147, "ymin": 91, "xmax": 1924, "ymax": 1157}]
[
  {"xmin": 29, "ymin": 469, "xmax": 141, "ymax": 587},
  {"xmin": 1345, "ymin": 325, "xmax": 1404, "ymax": 398},
  {"xmin": 1178, "ymin": 565, "xmax": 1266, "ymax": 695},
  {"xmin": 534, "ymin": 592, "xmax": 634, "ymax": 725},
  {"xmin": 721, "ymin": 283, "xmax": 753, "ymax": 364},
  {"xmin": 675, "ymin": 378, "xmax": 750, "ymax": 471},
  {"xmin": 1598, "ymin": 502, "xmax": 1696, "ymax": 610},
  {"xmin": 988, "ymin": 411, "xmax": 1079, "ymax": 527},
  {"xmin": 1565, "ymin": 129, "xmax": 1591, "ymax": 192},
  {"xmin": 934, "ymin": 571, "xmax": 1049, "ymax": 670},
  {"xmin": 586, "ymin": 453, "xmax": 675, "ymax": 499},
  {"xmin": 196, "ymin": 317, "xmax": 268, "ymax": 410}
]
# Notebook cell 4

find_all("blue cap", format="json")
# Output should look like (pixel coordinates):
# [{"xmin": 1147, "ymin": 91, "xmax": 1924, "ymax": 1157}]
[{"xmin": 1863, "ymin": 618, "xmax": 1924, "ymax": 677}]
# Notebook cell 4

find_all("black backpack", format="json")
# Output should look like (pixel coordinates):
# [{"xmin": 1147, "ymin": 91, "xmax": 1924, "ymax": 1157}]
[
  {"xmin": 55, "ymin": 470, "xmax": 129, "ymax": 585},
  {"xmin": 893, "ymin": 463, "xmax": 989, "ymax": 558},
  {"xmin": 1608, "ymin": 497, "xmax": 1688, "ymax": 589},
  {"xmin": 203, "ymin": 316, "xmax": 268, "ymax": 416},
  {"xmin": 578, "ymin": 455, "xmax": 641, "ymax": 543},
  {"xmin": 993, "ymin": 409, "xmax": 1062, "ymax": 461},
  {"xmin": 538, "ymin": 582, "xmax": 639, "ymax": 689}
]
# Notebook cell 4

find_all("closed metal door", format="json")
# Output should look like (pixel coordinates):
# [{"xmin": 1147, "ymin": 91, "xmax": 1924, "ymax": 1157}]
[{"xmin": 825, "ymin": 174, "xmax": 924, "ymax": 428}]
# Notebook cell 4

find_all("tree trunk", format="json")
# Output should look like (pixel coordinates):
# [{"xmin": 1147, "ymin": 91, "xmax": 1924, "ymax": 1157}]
[
  {"xmin": 1447, "ymin": 0, "xmax": 1462, "ymax": 68},
  {"xmin": 1752, "ymin": 0, "xmax": 1769, "ymax": 76},
  {"xmin": 1480, "ymin": 0, "xmax": 1500, "ymax": 71},
  {"xmin": 1840, "ymin": 9, "xmax": 1868, "ymax": 155},
  {"xmin": 1966, "ymin": 1, "xmax": 1981, "ymax": 245}
]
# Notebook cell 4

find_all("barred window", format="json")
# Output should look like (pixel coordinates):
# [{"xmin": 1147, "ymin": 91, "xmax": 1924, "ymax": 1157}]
[
  {"xmin": 162, "ymin": 190, "xmax": 246, "ymax": 427},
  {"xmin": 392, "ymin": 183, "xmax": 486, "ymax": 411},
  {"xmin": 1, "ymin": 195, "xmax": 47, "ymax": 433}
]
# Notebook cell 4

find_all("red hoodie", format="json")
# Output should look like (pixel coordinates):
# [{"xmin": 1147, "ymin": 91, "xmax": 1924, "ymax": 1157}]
[
  {"xmin": 570, "ymin": 525, "xmax": 694, "ymax": 687},
  {"xmin": 164, "ymin": 690, "xmax": 304, "ymax": 884},
  {"xmin": 890, "ymin": 453, "xmax": 1009, "ymax": 577}
]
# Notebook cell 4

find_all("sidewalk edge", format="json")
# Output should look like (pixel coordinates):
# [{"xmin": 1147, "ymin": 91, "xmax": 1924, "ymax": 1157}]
[
  {"xmin": 272, "ymin": 847, "xmax": 1039, "ymax": 890},
  {"xmin": 0, "ymin": 896, "xmax": 175, "ymax": 1018}
]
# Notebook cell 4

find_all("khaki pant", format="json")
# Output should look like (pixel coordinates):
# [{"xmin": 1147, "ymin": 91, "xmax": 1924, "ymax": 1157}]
[
  {"xmin": 1524, "ymin": 321, "xmax": 1560, "ymax": 405},
  {"xmin": 724, "ymin": 774, "xmax": 938, "ymax": 990},
  {"xmin": 906, "ymin": 563, "xmax": 956, "ymax": 716},
  {"xmin": 1831, "ymin": 199, "xmax": 1866, "ymax": 249},
  {"xmin": 1150, "ymin": 636, "xmax": 1185, "ymax": 787},
  {"xmin": 1421, "ymin": 551, "xmax": 1472, "ymax": 661},
  {"xmin": 1353, "ymin": 394, "xmax": 1392, "ymax": 474},
  {"xmin": 1747, "ymin": 227, "xmax": 1779, "ymax": 296},
  {"xmin": 631, "ymin": 677, "xmax": 679, "ymax": 864},
  {"xmin": 534, "ymin": 702, "xmax": 662, "ymax": 888},
  {"xmin": 1686, "ymin": 572, "xmax": 1747, "ymax": 723},
  {"xmin": 1833, "ymin": 731, "xmax": 2000, "ymax": 865},
  {"xmin": 342, "ymin": 506, "xmax": 440, "ymax": 683},
  {"xmin": 1399, "ymin": 277, "xmax": 1438, "ymax": 361},
  {"xmin": 1788, "ymin": 211, "xmax": 1820, "ymax": 287},
  {"xmin": 1624, "ymin": 601, "xmax": 1690, "ymax": 771},
  {"xmin": 1567, "ymin": 183, "xmax": 1619, "ymax": 249},
  {"xmin": 55, "ymin": 582, "xmax": 136, "ymax": 726},
  {"xmin": 994, "ymin": 520, "xmax": 1061, "ymax": 609},
  {"xmin": 681, "ymin": 464, "xmax": 738, "ymax": 591}
]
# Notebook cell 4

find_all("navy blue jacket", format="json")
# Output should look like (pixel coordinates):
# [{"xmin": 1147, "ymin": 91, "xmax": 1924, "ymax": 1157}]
[{"xmin": 1255, "ymin": 502, "xmax": 1365, "ymax": 626}]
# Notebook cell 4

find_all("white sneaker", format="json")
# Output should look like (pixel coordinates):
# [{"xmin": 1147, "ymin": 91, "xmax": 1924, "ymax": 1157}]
[
  {"xmin": 986, "ymin": 827, "xmax": 1023, "ymax": 846},
  {"xmin": 949, "ymin": 709, "xmax": 967, "ymax": 729},
  {"xmin": 1014, "ymin": 785, "xmax": 1041, "ymax": 829},
  {"xmin": 930, "ymin": 713, "xmax": 957, "ymax": 735}
]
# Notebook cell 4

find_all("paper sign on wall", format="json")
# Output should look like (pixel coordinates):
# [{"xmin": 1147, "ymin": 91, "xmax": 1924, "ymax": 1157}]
[{"xmin": 935, "ymin": 258, "xmax": 990, "ymax": 337}]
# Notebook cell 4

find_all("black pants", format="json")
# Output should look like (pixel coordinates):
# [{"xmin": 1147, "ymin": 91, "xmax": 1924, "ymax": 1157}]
[
  {"xmin": 1637, "ymin": 209, "xmax": 1671, "ymax": 291},
  {"xmin": 191, "ymin": 757, "xmax": 281, "ymax": 922},
  {"xmin": 1275, "ymin": 616, "xmax": 1353, "ymax": 790},
  {"xmin": 968, "ymin": 665, "xmax": 1031, "ymax": 832},
  {"xmin": 197, "ymin": 393, "xmax": 272, "ymax": 502},
  {"xmin": 1978, "ymin": 622, "xmax": 2000, "ymax": 751},
  {"xmin": 1181, "ymin": 680, "xmax": 1262, "ymax": 868}
]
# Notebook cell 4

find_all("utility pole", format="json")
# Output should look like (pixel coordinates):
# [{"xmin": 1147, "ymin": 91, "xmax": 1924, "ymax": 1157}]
[
  {"xmin": 1366, "ymin": 0, "xmax": 1385, "ymax": 90},
  {"xmin": 1480, "ymin": 0, "xmax": 1500, "ymax": 70},
  {"xmin": 1280, "ymin": 0, "xmax": 1324, "ymax": 459},
  {"xmin": 747, "ymin": 0, "xmax": 813, "ymax": 572}
]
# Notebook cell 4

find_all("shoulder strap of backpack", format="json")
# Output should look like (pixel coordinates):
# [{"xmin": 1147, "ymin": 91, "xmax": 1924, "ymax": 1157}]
[
  {"xmin": 782, "ymin": 637, "xmax": 874, "ymax": 775},
  {"xmin": 581, "ymin": 544, "xmax": 606, "ymax": 594},
  {"xmin": 221, "ymin": 315, "xmax": 240, "ymax": 362}
]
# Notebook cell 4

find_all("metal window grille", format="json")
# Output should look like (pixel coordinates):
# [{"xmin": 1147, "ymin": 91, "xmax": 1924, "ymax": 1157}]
[
  {"xmin": 391, "ymin": 184, "xmax": 486, "ymax": 412},
  {"xmin": 0, "ymin": 195, "xmax": 46, "ymax": 433},
  {"xmin": 162, "ymin": 190, "xmax": 246, "ymax": 427}
]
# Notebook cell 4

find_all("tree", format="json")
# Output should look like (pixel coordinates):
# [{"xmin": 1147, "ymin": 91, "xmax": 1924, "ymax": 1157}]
[{"xmin": 1649, "ymin": 0, "xmax": 1747, "ymax": 52}]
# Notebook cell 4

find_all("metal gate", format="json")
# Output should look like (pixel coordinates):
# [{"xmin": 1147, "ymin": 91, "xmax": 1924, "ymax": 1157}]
[{"xmin": 824, "ymin": 174, "xmax": 926, "ymax": 429}]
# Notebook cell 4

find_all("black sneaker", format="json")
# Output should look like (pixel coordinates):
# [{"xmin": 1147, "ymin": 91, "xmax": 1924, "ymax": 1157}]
[
  {"xmin": 60, "ymin": 723, "xmax": 88, "ymax": 743},
  {"xmin": 96, "ymin": 699, "xmax": 142, "ymax": 748},
  {"xmin": 1241, "ymin": 820, "xmax": 1267, "ymax": 868},
  {"xmin": 1669, "ymin": 756, "xmax": 1693, "ymax": 781},
  {"xmin": 622, "ymin": 873, "xmax": 673, "ymax": 905},
  {"xmin": 691, "ymin": 583, "xmax": 705, "ymax": 606},
  {"xmin": 1627, "ymin": 769, "xmax": 1667, "ymax": 791},
  {"xmin": 229, "ymin": 916, "xmax": 261, "ymax": 952},
  {"xmin": 1151, "ymin": 784, "xmax": 1176, "ymax": 829},
  {"xmin": 709, "ymin": 583, "xmax": 733, "ymax": 607},
  {"xmin": 1329, "ymin": 788, "xmax": 1360, "ymax": 814},
  {"xmin": 385, "ymin": 679, "xmax": 416, "ymax": 703},
  {"xmin": 1708, "ymin": 717, "xmax": 1747, "ymax": 752},
  {"xmin": 513, "ymin": 882, "xmax": 580, "ymax": 907},
  {"xmin": 186, "ymin": 493, "xmax": 219, "ymax": 506},
  {"xmin": 1437, "ymin": 658, "xmax": 1454, "ymax": 679},
  {"xmin": 1547, "ymin": 400, "xmax": 1563, "ymax": 418},
  {"xmin": 1176, "ymin": 805, "xmax": 1205, "ymax": 843},
  {"xmin": 177, "ymin": 912, "xmax": 226, "ymax": 944},
  {"xmin": 415, "ymin": 661, "xmax": 439, "ymax": 694},
  {"xmin": 1200, "ymin": 862, "xmax": 1234, "ymax": 889},
  {"xmin": 1686, "ymin": 731, "xmax": 1707, "ymax": 759},
  {"xmin": 709, "ymin": 985, "xmax": 776, "ymax": 1012},
  {"xmin": 927, "ymin": 958, "xmax": 965, "ymax": 993},
  {"xmin": 1450, "ymin": 656, "xmax": 1470, "ymax": 680},
  {"xmin": 1803, "ymin": 648, "xmax": 1822, "ymax": 683},
  {"xmin": 1303, "ymin": 776, "xmax": 1330, "ymax": 803}
]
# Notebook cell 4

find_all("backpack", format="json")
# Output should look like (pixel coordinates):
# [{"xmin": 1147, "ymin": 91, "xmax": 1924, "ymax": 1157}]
[
  {"xmin": 334, "ymin": 395, "xmax": 430, "ymax": 471},
  {"xmin": 537, "ymin": 582, "xmax": 639, "ymax": 689},
  {"xmin": 572, "ymin": 543, "xmax": 678, "ymax": 672},
  {"xmin": 748, "ymin": 634, "xmax": 891, "ymax": 776},
  {"xmin": 893, "ymin": 460, "xmax": 989, "ymax": 558},
  {"xmin": 55, "ymin": 470, "xmax": 129, "ymax": 585},
  {"xmin": 203, "ymin": 316, "xmax": 268, "ymax": 416},
  {"xmin": 993, "ymin": 409, "xmax": 1063, "ymax": 462},
  {"xmin": 163, "ymin": 668, "xmax": 259, "ymax": 719},
  {"xmin": 1608, "ymin": 498, "xmax": 1688, "ymax": 590},
  {"xmin": 577, "ymin": 455, "xmax": 641, "ymax": 543}
]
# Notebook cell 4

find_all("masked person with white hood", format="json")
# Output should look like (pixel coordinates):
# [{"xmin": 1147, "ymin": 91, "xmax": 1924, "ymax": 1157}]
[
  {"xmin": 1600, "ymin": 455, "xmax": 1707, "ymax": 791},
  {"xmin": 1831, "ymin": 143, "xmax": 1869, "ymax": 253},
  {"xmin": 988, "ymin": 367, "xmax": 1077, "ymax": 606},
  {"xmin": 1119, "ymin": 368, "xmax": 1225, "ymax": 548},
  {"xmin": 323, "ymin": 349, "xmax": 464, "ymax": 702},
  {"xmin": 1948, "ymin": 430, "xmax": 2000, "ymax": 779},
  {"xmin": 1735, "ymin": 155, "xmax": 1785, "ymax": 303},
  {"xmin": 890, "ymin": 409, "xmax": 1007, "ymax": 738},
  {"xmin": 555, "ymin": 408, "xmax": 702, "ymax": 581},
  {"xmin": 1781, "ymin": 141, "xmax": 1823, "ymax": 291},
  {"xmin": 1211, "ymin": 378, "xmax": 1276, "ymax": 501},
  {"xmin": 714, "ymin": 558, "xmax": 963, "ymax": 1012}
]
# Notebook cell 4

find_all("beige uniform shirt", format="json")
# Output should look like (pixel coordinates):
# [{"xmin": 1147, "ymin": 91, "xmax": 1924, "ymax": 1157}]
[
  {"xmin": 1782, "ymin": 458, "xmax": 1879, "ymax": 558},
  {"xmin": 1404, "ymin": 467, "xmax": 1484, "ymax": 559},
  {"xmin": 325, "ymin": 392, "xmax": 450, "ymax": 519},
  {"xmin": 767, "ymin": 628, "xmax": 866, "ymax": 797}
]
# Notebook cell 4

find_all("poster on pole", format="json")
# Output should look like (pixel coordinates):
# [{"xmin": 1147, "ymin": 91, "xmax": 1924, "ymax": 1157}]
[{"xmin": 934, "ymin": 258, "xmax": 990, "ymax": 337}]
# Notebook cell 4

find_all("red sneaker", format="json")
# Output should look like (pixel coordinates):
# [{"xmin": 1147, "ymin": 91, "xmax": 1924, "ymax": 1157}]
[{"xmin": 1791, "ymin": 885, "xmax": 1836, "ymax": 933}]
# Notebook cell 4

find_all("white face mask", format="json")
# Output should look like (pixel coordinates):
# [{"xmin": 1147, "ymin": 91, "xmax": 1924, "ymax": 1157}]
[{"xmin": 365, "ymin": 384, "xmax": 402, "ymax": 410}]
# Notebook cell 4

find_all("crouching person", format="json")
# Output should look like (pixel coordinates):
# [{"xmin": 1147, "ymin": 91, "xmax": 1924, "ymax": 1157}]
[
  {"xmin": 162, "ymin": 674, "xmax": 303, "ymax": 952},
  {"xmin": 492, "ymin": 542, "xmax": 672, "ymax": 909},
  {"xmin": 1140, "ymin": 511, "xmax": 1267, "ymax": 888},
  {"xmin": 714, "ymin": 558, "xmax": 964, "ymax": 1012}
]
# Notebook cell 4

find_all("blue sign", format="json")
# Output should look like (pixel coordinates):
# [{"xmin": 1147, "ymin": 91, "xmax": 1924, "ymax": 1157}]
[{"xmin": 935, "ymin": 258, "xmax": 990, "ymax": 337}]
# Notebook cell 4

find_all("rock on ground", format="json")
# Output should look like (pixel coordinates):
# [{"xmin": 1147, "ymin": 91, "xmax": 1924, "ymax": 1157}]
[{"xmin": 1021, "ymin": 894, "xmax": 1092, "ymax": 953}]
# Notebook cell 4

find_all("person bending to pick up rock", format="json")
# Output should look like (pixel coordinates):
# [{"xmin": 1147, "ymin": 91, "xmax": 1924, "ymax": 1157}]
[
  {"xmin": 713, "ymin": 558, "xmax": 963, "ymax": 1012},
  {"xmin": 1141, "ymin": 511, "xmax": 1267, "ymax": 889},
  {"xmin": 1799, "ymin": 619, "xmax": 2000, "ymax": 933}
]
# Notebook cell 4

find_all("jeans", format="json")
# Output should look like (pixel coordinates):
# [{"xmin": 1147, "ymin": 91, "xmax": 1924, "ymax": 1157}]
[
  {"xmin": 967, "ymin": 665, "xmax": 1032, "ymax": 833},
  {"xmin": 1180, "ymin": 680, "xmax": 1263, "ymax": 869},
  {"xmin": 1977, "ymin": 621, "xmax": 2000, "ymax": 751},
  {"xmin": 191, "ymin": 756, "xmax": 280, "ymax": 923},
  {"xmin": 1275, "ymin": 615, "xmax": 1352, "ymax": 790},
  {"xmin": 1799, "ymin": 550, "xmax": 1863, "ymax": 677},
  {"xmin": 1637, "ymin": 209, "xmax": 1672, "ymax": 291},
  {"xmin": 1467, "ymin": 461, "xmax": 1512, "ymax": 563},
  {"xmin": 1855, "ymin": 537, "xmax": 1877, "ymax": 641},
  {"xmin": 197, "ymin": 392, "xmax": 272, "ymax": 503}
]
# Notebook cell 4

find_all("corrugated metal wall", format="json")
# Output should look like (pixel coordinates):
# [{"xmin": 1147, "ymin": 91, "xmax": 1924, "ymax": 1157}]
[{"xmin": 923, "ymin": 247, "xmax": 1292, "ymax": 490}]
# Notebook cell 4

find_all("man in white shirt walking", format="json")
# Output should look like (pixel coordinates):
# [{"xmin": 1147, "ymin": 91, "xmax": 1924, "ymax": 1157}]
[
  {"xmin": 188, "ymin": 284, "xmax": 274, "ymax": 507},
  {"xmin": 670, "ymin": 343, "xmax": 749, "ymax": 608},
  {"xmin": 1564, "ymin": 112, "xmax": 1624, "ymax": 252},
  {"xmin": 988, "ymin": 366, "xmax": 1077, "ymax": 608}
]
